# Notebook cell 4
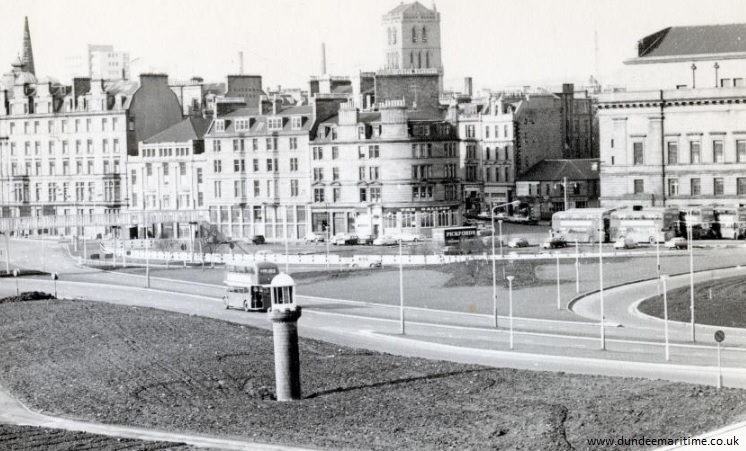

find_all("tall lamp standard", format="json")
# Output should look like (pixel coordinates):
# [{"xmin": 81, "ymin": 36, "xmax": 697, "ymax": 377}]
[
  {"xmin": 661, "ymin": 275, "xmax": 670, "ymax": 361},
  {"xmin": 687, "ymin": 215, "xmax": 695, "ymax": 342},
  {"xmin": 491, "ymin": 200, "xmax": 520, "ymax": 328},
  {"xmin": 598, "ymin": 222, "xmax": 605, "ymax": 351}
]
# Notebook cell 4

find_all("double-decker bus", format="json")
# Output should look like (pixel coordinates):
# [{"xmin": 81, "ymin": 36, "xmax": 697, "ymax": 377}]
[
  {"xmin": 550, "ymin": 208, "xmax": 615, "ymax": 243},
  {"xmin": 609, "ymin": 207, "xmax": 679, "ymax": 244},
  {"xmin": 714, "ymin": 206, "xmax": 746, "ymax": 239},
  {"xmin": 222, "ymin": 262, "xmax": 279, "ymax": 312},
  {"xmin": 680, "ymin": 205, "xmax": 716, "ymax": 239}
]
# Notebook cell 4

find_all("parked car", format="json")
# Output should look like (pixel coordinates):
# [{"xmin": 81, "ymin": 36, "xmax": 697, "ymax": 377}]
[
  {"xmin": 250, "ymin": 235, "xmax": 265, "ymax": 245},
  {"xmin": 508, "ymin": 237, "xmax": 529, "ymax": 248},
  {"xmin": 330, "ymin": 233, "xmax": 359, "ymax": 245},
  {"xmin": 373, "ymin": 235, "xmax": 398, "ymax": 246},
  {"xmin": 395, "ymin": 233, "xmax": 424, "ymax": 243},
  {"xmin": 356, "ymin": 234, "xmax": 375, "ymax": 245},
  {"xmin": 665, "ymin": 237, "xmax": 688, "ymax": 250},
  {"xmin": 304, "ymin": 232, "xmax": 326, "ymax": 244},
  {"xmin": 350, "ymin": 255, "xmax": 383, "ymax": 268},
  {"xmin": 542, "ymin": 236, "xmax": 567, "ymax": 249},
  {"xmin": 255, "ymin": 249, "xmax": 274, "ymax": 256},
  {"xmin": 613, "ymin": 237, "xmax": 638, "ymax": 249},
  {"xmin": 476, "ymin": 212, "xmax": 491, "ymax": 220},
  {"xmin": 442, "ymin": 245, "xmax": 464, "ymax": 255}
]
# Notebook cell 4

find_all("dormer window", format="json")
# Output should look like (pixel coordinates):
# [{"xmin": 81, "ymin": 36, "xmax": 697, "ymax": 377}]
[
  {"xmin": 291, "ymin": 116, "xmax": 302, "ymax": 130},
  {"xmin": 235, "ymin": 118, "xmax": 250, "ymax": 132},
  {"xmin": 268, "ymin": 117, "xmax": 283, "ymax": 130},
  {"xmin": 214, "ymin": 119, "xmax": 225, "ymax": 132}
]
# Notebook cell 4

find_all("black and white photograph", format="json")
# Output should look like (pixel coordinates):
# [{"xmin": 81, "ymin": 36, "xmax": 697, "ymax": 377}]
[{"xmin": 1, "ymin": 0, "xmax": 746, "ymax": 449}]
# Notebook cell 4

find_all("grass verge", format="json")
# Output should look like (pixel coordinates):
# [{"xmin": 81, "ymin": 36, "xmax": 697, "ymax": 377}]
[{"xmin": 0, "ymin": 295, "xmax": 744, "ymax": 450}]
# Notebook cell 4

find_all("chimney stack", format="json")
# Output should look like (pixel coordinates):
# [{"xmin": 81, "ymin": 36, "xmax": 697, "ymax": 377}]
[
  {"xmin": 321, "ymin": 43, "xmax": 327, "ymax": 75},
  {"xmin": 464, "ymin": 77, "xmax": 473, "ymax": 97}
]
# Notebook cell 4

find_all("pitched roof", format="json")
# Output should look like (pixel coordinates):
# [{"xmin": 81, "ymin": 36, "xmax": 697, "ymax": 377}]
[
  {"xmin": 636, "ymin": 24, "xmax": 746, "ymax": 59},
  {"xmin": 385, "ymin": 1, "xmax": 435, "ymax": 17},
  {"xmin": 517, "ymin": 159, "xmax": 600, "ymax": 182},
  {"xmin": 144, "ymin": 116, "xmax": 213, "ymax": 144}
]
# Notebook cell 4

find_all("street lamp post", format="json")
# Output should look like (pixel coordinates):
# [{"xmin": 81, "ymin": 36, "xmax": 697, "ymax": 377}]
[
  {"xmin": 688, "ymin": 220, "xmax": 695, "ymax": 342},
  {"xmin": 145, "ymin": 236, "xmax": 150, "ymax": 288},
  {"xmin": 491, "ymin": 200, "xmax": 520, "ymax": 329},
  {"xmin": 661, "ymin": 275, "xmax": 670, "ymax": 361},
  {"xmin": 399, "ymin": 237, "xmax": 405, "ymax": 335},
  {"xmin": 714, "ymin": 62, "xmax": 720, "ymax": 87},
  {"xmin": 507, "ymin": 275, "xmax": 515, "ymax": 349},
  {"xmin": 556, "ymin": 254, "xmax": 561, "ymax": 310},
  {"xmin": 656, "ymin": 231, "xmax": 661, "ymax": 295},
  {"xmin": 599, "ymin": 224, "xmax": 605, "ymax": 350},
  {"xmin": 691, "ymin": 63, "xmax": 698, "ymax": 88},
  {"xmin": 498, "ymin": 219, "xmax": 504, "ymax": 258},
  {"xmin": 575, "ymin": 239, "xmax": 580, "ymax": 293}
]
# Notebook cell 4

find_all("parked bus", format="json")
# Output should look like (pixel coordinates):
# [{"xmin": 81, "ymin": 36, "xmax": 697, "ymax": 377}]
[
  {"xmin": 550, "ymin": 208, "xmax": 615, "ymax": 243},
  {"xmin": 222, "ymin": 261, "xmax": 279, "ymax": 312},
  {"xmin": 680, "ymin": 205, "xmax": 716, "ymax": 239},
  {"xmin": 609, "ymin": 207, "xmax": 679, "ymax": 244},
  {"xmin": 714, "ymin": 206, "xmax": 746, "ymax": 239}
]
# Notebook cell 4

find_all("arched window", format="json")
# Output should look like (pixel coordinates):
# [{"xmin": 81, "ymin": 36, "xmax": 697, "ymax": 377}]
[
  {"xmin": 412, "ymin": 26, "xmax": 417, "ymax": 43},
  {"xmin": 426, "ymin": 51, "xmax": 430, "ymax": 68},
  {"xmin": 418, "ymin": 52, "xmax": 422, "ymax": 68},
  {"xmin": 422, "ymin": 26, "xmax": 428, "ymax": 43}
]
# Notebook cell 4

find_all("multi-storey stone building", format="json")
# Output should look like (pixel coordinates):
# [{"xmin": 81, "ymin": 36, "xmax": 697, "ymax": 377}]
[
  {"xmin": 309, "ymin": 99, "xmax": 461, "ymax": 237},
  {"xmin": 201, "ymin": 100, "xmax": 321, "ymax": 241},
  {"xmin": 0, "ymin": 19, "xmax": 183, "ymax": 236},
  {"xmin": 128, "ymin": 116, "xmax": 212, "ymax": 238}
]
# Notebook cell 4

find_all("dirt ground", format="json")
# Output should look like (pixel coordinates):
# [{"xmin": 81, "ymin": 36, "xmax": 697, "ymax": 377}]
[
  {"xmin": 0, "ymin": 424, "xmax": 196, "ymax": 450},
  {"xmin": 1, "ymin": 296, "xmax": 745, "ymax": 450},
  {"xmin": 638, "ymin": 275, "xmax": 746, "ymax": 328}
]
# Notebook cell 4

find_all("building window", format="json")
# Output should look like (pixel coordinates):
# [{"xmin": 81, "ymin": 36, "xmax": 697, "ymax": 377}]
[
  {"xmin": 197, "ymin": 168, "xmax": 203, "ymax": 183},
  {"xmin": 233, "ymin": 139, "xmax": 245, "ymax": 152},
  {"xmin": 314, "ymin": 188, "xmax": 325, "ymax": 202},
  {"xmin": 691, "ymin": 178, "xmax": 701, "ymax": 196},
  {"xmin": 359, "ymin": 188, "xmax": 367, "ymax": 202},
  {"xmin": 369, "ymin": 166, "xmax": 379, "ymax": 180},
  {"xmin": 268, "ymin": 117, "xmax": 283, "ymax": 130},
  {"xmin": 714, "ymin": 177, "xmax": 724, "ymax": 195},
  {"xmin": 690, "ymin": 141, "xmax": 701, "ymax": 164},
  {"xmin": 667, "ymin": 142, "xmax": 678, "ymax": 164},
  {"xmin": 633, "ymin": 142, "xmax": 644, "ymax": 165},
  {"xmin": 667, "ymin": 178, "xmax": 678, "ymax": 196},
  {"xmin": 333, "ymin": 167, "xmax": 340, "ymax": 181},
  {"xmin": 214, "ymin": 181, "xmax": 222, "ymax": 198},
  {"xmin": 713, "ymin": 140, "xmax": 724, "ymax": 163},
  {"xmin": 290, "ymin": 158, "xmax": 298, "ymax": 171},
  {"xmin": 370, "ymin": 187, "xmax": 381, "ymax": 203},
  {"xmin": 313, "ymin": 146, "xmax": 323, "ymax": 160},
  {"xmin": 234, "ymin": 159, "xmax": 245, "ymax": 172},
  {"xmin": 213, "ymin": 160, "xmax": 222, "ymax": 173},
  {"xmin": 737, "ymin": 140, "xmax": 746, "ymax": 162},
  {"xmin": 289, "ymin": 137, "xmax": 298, "ymax": 150},
  {"xmin": 632, "ymin": 179, "xmax": 644, "ymax": 194},
  {"xmin": 737, "ymin": 178, "xmax": 746, "ymax": 195},
  {"xmin": 332, "ymin": 146, "xmax": 339, "ymax": 159},
  {"xmin": 254, "ymin": 180, "xmax": 260, "ymax": 197},
  {"xmin": 292, "ymin": 117, "xmax": 302, "ymax": 129},
  {"xmin": 291, "ymin": 179, "xmax": 299, "ymax": 197},
  {"xmin": 313, "ymin": 168, "xmax": 324, "ymax": 181}
]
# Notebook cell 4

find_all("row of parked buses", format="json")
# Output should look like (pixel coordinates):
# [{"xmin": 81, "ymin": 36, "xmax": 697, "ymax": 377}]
[{"xmin": 551, "ymin": 205, "xmax": 746, "ymax": 243}]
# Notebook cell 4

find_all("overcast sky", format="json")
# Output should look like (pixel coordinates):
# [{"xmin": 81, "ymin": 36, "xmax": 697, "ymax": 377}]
[{"xmin": 2, "ymin": 0, "xmax": 746, "ymax": 92}]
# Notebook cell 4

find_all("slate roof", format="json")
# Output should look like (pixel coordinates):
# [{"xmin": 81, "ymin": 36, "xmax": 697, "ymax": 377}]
[
  {"xmin": 636, "ymin": 24, "xmax": 746, "ymax": 59},
  {"xmin": 517, "ymin": 159, "xmax": 600, "ymax": 182},
  {"xmin": 210, "ymin": 105, "xmax": 314, "ymax": 135},
  {"xmin": 386, "ymin": 1, "xmax": 435, "ymax": 17},
  {"xmin": 143, "ymin": 117, "xmax": 213, "ymax": 144}
]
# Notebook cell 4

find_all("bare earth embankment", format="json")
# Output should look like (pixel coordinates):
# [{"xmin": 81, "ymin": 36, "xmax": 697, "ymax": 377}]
[{"xmin": 0, "ymin": 295, "xmax": 745, "ymax": 450}]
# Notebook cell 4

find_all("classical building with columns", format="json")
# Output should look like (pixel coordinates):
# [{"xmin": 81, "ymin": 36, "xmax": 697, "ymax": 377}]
[{"xmin": 599, "ymin": 24, "xmax": 746, "ymax": 210}]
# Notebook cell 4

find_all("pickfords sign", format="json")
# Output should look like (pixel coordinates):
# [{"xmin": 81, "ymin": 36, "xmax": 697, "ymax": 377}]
[{"xmin": 444, "ymin": 227, "xmax": 477, "ymax": 244}]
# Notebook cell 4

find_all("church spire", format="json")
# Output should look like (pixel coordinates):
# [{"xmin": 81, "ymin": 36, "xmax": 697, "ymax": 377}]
[{"xmin": 22, "ymin": 16, "xmax": 35, "ymax": 75}]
